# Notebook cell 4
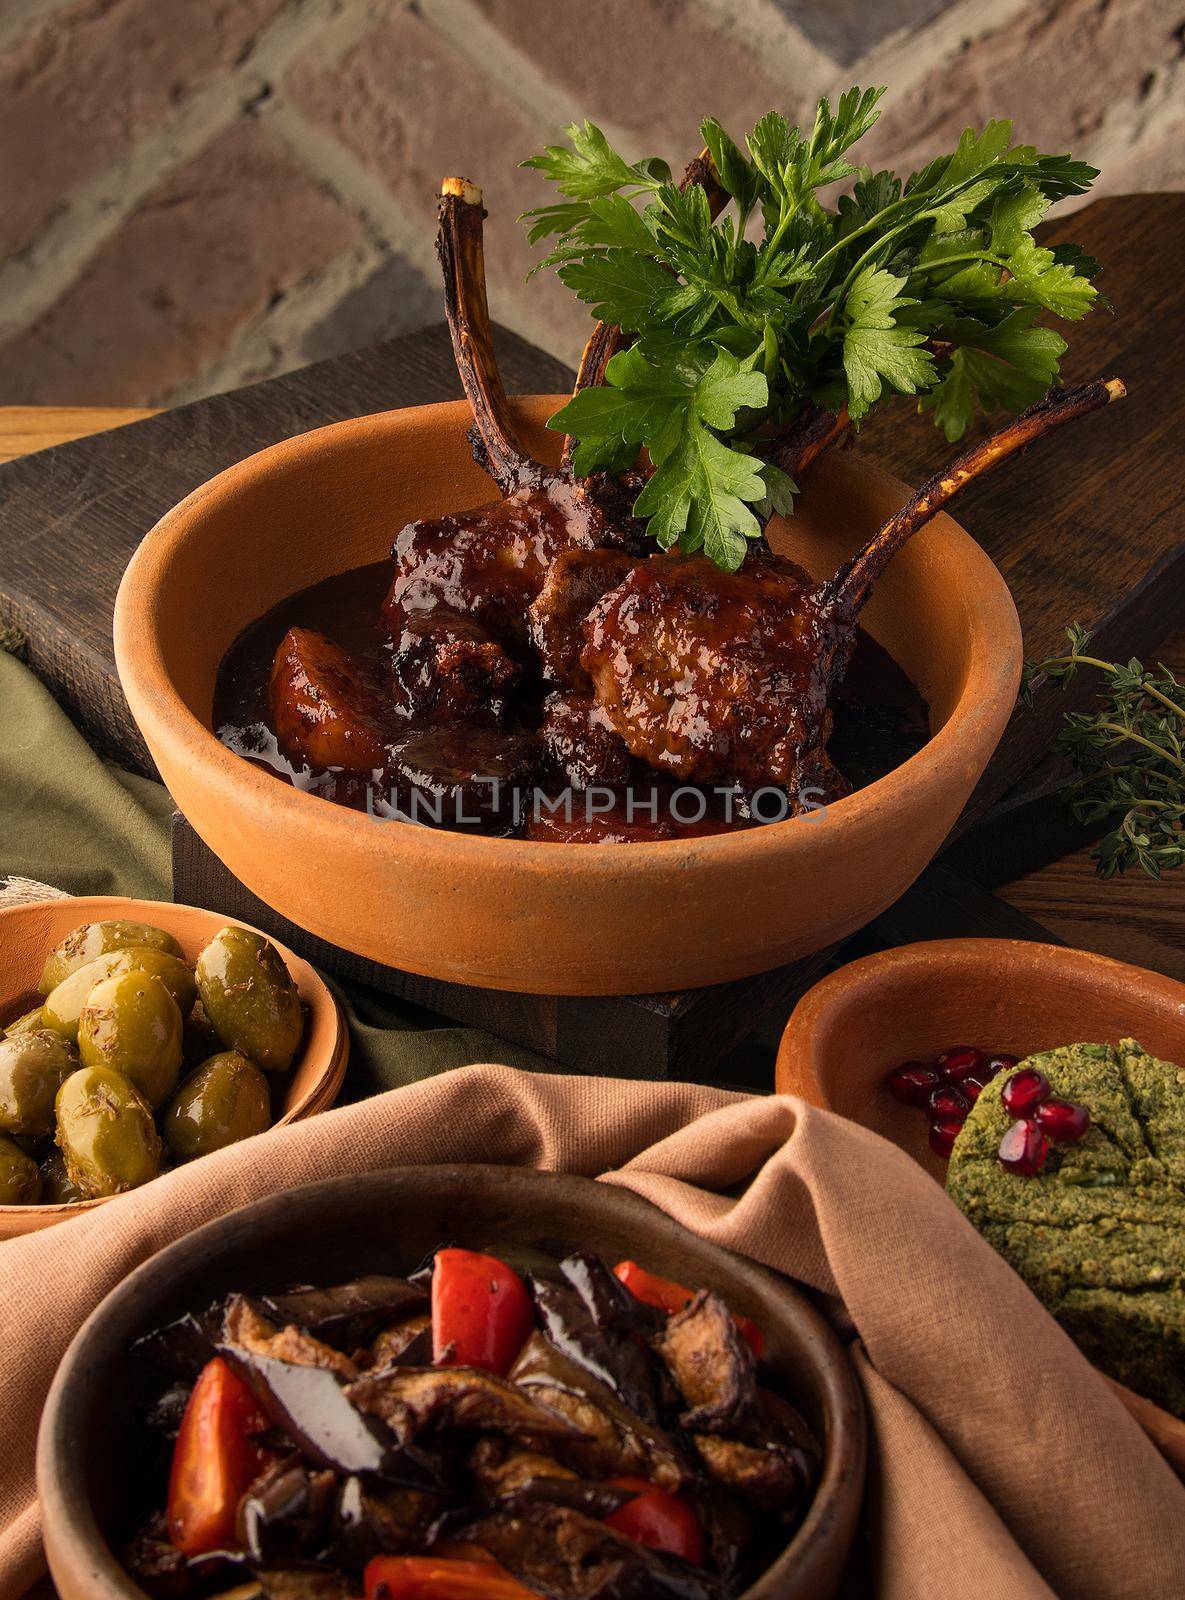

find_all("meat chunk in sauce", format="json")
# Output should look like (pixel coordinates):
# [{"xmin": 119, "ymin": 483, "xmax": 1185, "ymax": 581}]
[
  {"xmin": 583, "ymin": 554, "xmax": 839, "ymax": 796},
  {"xmin": 529, "ymin": 547, "xmax": 638, "ymax": 689},
  {"xmin": 390, "ymin": 608, "xmax": 520, "ymax": 723},
  {"xmin": 538, "ymin": 692, "xmax": 633, "ymax": 792},
  {"xmin": 383, "ymin": 481, "xmax": 636, "ymax": 664},
  {"xmin": 268, "ymin": 627, "xmax": 394, "ymax": 775}
]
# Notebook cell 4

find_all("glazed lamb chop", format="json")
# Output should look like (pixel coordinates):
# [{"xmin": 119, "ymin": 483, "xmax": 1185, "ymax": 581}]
[
  {"xmin": 381, "ymin": 177, "xmax": 649, "ymax": 724},
  {"xmin": 583, "ymin": 378, "xmax": 1125, "ymax": 810}
]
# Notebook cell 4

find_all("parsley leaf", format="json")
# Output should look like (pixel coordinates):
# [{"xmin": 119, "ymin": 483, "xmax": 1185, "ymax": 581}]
[
  {"xmin": 522, "ymin": 90, "xmax": 1102, "ymax": 566},
  {"xmin": 841, "ymin": 267, "xmax": 935, "ymax": 421},
  {"xmin": 919, "ymin": 309, "xmax": 1067, "ymax": 439}
]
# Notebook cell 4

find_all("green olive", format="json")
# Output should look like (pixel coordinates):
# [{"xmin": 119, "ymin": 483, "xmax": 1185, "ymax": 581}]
[
  {"xmin": 164, "ymin": 1052, "xmax": 272, "ymax": 1160},
  {"xmin": 0, "ymin": 1132, "xmax": 41, "ymax": 1204},
  {"xmin": 0, "ymin": 1029, "xmax": 79, "ymax": 1136},
  {"xmin": 43, "ymin": 948, "xmax": 195, "ymax": 1041},
  {"xmin": 39, "ymin": 1145, "xmax": 85, "ymax": 1205},
  {"xmin": 195, "ymin": 928, "xmax": 303, "ymax": 1072},
  {"xmin": 78, "ymin": 971, "xmax": 182, "ymax": 1109},
  {"xmin": 38, "ymin": 919, "xmax": 183, "ymax": 995},
  {"xmin": 5, "ymin": 1004, "xmax": 46, "ymax": 1037},
  {"xmin": 55, "ymin": 1066, "xmax": 161, "ymax": 1198}
]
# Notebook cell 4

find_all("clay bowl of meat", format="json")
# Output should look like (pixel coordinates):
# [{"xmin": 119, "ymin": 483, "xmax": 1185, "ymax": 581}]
[
  {"xmin": 775, "ymin": 937, "xmax": 1185, "ymax": 1476},
  {"xmin": 39, "ymin": 1164, "xmax": 867, "ymax": 1600},
  {"xmin": 114, "ymin": 185, "xmax": 1118, "ymax": 995}
]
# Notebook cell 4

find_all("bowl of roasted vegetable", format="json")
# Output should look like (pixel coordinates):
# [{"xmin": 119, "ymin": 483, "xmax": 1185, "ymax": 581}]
[
  {"xmin": 38, "ymin": 1165, "xmax": 866, "ymax": 1600},
  {"xmin": 0, "ymin": 897, "xmax": 345, "ymax": 1236},
  {"xmin": 115, "ymin": 91, "xmax": 1121, "ymax": 994}
]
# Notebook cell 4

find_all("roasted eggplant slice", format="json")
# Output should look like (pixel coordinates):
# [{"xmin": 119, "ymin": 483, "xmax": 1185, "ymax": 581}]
[
  {"xmin": 510, "ymin": 1332, "xmax": 689, "ymax": 1491},
  {"xmin": 657, "ymin": 1291, "xmax": 756, "ymax": 1433},
  {"xmin": 224, "ymin": 1297, "xmax": 359, "ymax": 1380},
  {"xmin": 254, "ymin": 1567, "xmax": 357, "ymax": 1600},
  {"xmin": 132, "ymin": 1307, "xmax": 222, "ymax": 1379},
  {"xmin": 529, "ymin": 1253, "xmax": 660, "ymax": 1422},
  {"xmin": 217, "ymin": 1345, "xmax": 440, "ymax": 1489},
  {"xmin": 327, "ymin": 1476, "xmax": 439, "ymax": 1571},
  {"xmin": 237, "ymin": 1458, "xmax": 336, "ymax": 1565},
  {"xmin": 448, "ymin": 1502, "xmax": 726, "ymax": 1599},
  {"xmin": 467, "ymin": 1438, "xmax": 633, "ymax": 1519},
  {"xmin": 261, "ymin": 1276, "xmax": 427, "ymax": 1349},
  {"xmin": 345, "ymin": 1363, "xmax": 585, "ymax": 1444},
  {"xmin": 691, "ymin": 1435, "xmax": 809, "ymax": 1514},
  {"xmin": 371, "ymin": 1314, "xmax": 432, "ymax": 1368}
]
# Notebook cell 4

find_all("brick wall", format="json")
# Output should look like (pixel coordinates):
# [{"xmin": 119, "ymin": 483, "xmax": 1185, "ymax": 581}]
[{"xmin": 2, "ymin": 0, "xmax": 1182, "ymax": 405}]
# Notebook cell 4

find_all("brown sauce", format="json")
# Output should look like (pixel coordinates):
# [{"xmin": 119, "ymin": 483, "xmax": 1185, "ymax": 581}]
[{"xmin": 213, "ymin": 561, "xmax": 931, "ymax": 842}]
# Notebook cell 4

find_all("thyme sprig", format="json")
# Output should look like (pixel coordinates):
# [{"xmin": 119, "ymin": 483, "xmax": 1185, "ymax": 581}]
[{"xmin": 1023, "ymin": 624, "xmax": 1185, "ymax": 878}]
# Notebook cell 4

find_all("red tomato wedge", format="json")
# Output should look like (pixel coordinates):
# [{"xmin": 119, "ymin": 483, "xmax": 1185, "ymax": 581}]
[
  {"xmin": 364, "ymin": 1555, "xmax": 536, "ymax": 1598},
  {"xmin": 612, "ymin": 1259, "xmax": 764, "ymax": 1359},
  {"xmin": 166, "ymin": 1356, "xmax": 271, "ymax": 1556},
  {"xmin": 605, "ymin": 1476, "xmax": 707, "ymax": 1564},
  {"xmin": 431, "ymin": 1248, "xmax": 534, "ymax": 1375}
]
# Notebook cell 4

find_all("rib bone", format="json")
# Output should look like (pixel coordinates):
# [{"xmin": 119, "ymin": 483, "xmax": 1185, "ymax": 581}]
[
  {"xmin": 822, "ymin": 378, "xmax": 1127, "ymax": 621},
  {"xmin": 437, "ymin": 177, "xmax": 542, "ymax": 493}
]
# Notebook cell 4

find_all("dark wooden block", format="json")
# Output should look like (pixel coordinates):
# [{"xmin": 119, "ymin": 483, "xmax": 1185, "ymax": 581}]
[
  {"xmin": 171, "ymin": 813, "xmax": 835, "ymax": 1079},
  {"xmin": 173, "ymin": 813, "xmax": 1058, "ymax": 1080}
]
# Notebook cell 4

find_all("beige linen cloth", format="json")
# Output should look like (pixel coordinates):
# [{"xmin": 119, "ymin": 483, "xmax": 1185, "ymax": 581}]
[{"xmin": 2, "ymin": 1065, "xmax": 1182, "ymax": 1600}]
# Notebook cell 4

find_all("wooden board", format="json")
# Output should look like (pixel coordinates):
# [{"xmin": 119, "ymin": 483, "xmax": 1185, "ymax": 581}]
[
  {"xmin": 861, "ymin": 193, "xmax": 1185, "ymax": 826},
  {"xmin": 0, "ymin": 406, "xmax": 158, "ymax": 463}
]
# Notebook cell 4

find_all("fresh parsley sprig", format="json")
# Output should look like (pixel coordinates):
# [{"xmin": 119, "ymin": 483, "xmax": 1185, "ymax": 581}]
[
  {"xmin": 522, "ymin": 89, "xmax": 1100, "ymax": 569},
  {"xmin": 1023, "ymin": 625, "xmax": 1185, "ymax": 879}
]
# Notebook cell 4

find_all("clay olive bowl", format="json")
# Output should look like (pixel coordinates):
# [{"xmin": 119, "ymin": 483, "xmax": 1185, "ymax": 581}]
[
  {"xmin": 114, "ymin": 396, "xmax": 1021, "ymax": 995},
  {"xmin": 775, "ymin": 937, "xmax": 1185, "ymax": 1477},
  {"xmin": 0, "ymin": 895, "xmax": 347, "ymax": 1239},
  {"xmin": 39, "ymin": 1164, "xmax": 866, "ymax": 1600}
]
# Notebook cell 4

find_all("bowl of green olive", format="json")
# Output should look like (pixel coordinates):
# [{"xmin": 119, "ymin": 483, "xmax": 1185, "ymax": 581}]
[{"xmin": 0, "ymin": 896, "xmax": 347, "ymax": 1238}]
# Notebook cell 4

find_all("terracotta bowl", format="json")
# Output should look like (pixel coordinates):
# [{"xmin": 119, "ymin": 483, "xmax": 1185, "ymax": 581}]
[
  {"xmin": 0, "ymin": 896, "xmax": 347, "ymax": 1239},
  {"xmin": 39, "ymin": 1164, "xmax": 866, "ymax": 1600},
  {"xmin": 775, "ymin": 937, "xmax": 1185, "ymax": 1476},
  {"xmin": 114, "ymin": 396, "xmax": 1021, "ymax": 996}
]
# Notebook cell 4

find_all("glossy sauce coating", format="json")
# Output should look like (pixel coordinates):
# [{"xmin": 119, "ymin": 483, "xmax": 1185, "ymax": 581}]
[
  {"xmin": 215, "ymin": 555, "xmax": 929, "ymax": 842},
  {"xmin": 583, "ymin": 552, "xmax": 837, "ymax": 790}
]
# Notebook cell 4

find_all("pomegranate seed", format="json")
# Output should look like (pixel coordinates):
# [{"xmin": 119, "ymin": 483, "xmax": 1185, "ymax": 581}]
[
  {"xmin": 887, "ymin": 1062, "xmax": 942, "ymax": 1107},
  {"xmin": 998, "ymin": 1119, "xmax": 1049, "ymax": 1176},
  {"xmin": 984, "ymin": 1053, "xmax": 1019, "ymax": 1076},
  {"xmin": 1001, "ymin": 1068, "xmax": 1051, "ymax": 1118},
  {"xmin": 937, "ymin": 1045, "xmax": 985, "ymax": 1082},
  {"xmin": 929, "ymin": 1116, "xmax": 965, "ymax": 1159},
  {"xmin": 928, "ymin": 1084, "xmax": 971, "ymax": 1121},
  {"xmin": 1035, "ymin": 1098, "xmax": 1091, "ymax": 1143},
  {"xmin": 960, "ymin": 1072, "xmax": 992, "ymax": 1102}
]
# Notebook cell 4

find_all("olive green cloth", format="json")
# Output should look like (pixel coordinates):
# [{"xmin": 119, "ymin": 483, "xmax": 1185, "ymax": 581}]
[{"xmin": 0, "ymin": 650, "xmax": 556, "ymax": 1091}]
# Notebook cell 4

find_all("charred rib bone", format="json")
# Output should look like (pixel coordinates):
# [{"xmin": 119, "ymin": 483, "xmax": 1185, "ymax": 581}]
[
  {"xmin": 438, "ymin": 177, "xmax": 542, "ymax": 494},
  {"xmin": 823, "ymin": 377, "xmax": 1126, "ymax": 622}
]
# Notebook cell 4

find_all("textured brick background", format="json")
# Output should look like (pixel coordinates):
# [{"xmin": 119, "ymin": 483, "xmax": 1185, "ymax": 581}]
[{"xmin": 2, "ymin": 0, "xmax": 1182, "ymax": 404}]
